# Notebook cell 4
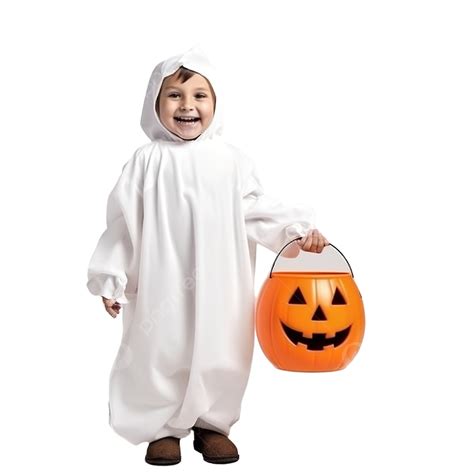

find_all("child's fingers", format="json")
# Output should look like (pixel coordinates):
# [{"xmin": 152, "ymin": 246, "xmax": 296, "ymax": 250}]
[
  {"xmin": 102, "ymin": 297, "xmax": 120, "ymax": 318},
  {"xmin": 315, "ymin": 234, "xmax": 325, "ymax": 253},
  {"xmin": 307, "ymin": 235, "xmax": 320, "ymax": 252},
  {"xmin": 297, "ymin": 231, "xmax": 314, "ymax": 251},
  {"xmin": 302, "ymin": 232, "xmax": 314, "ymax": 251},
  {"xmin": 297, "ymin": 234, "xmax": 307, "ymax": 248},
  {"xmin": 104, "ymin": 306, "xmax": 117, "ymax": 318},
  {"xmin": 298, "ymin": 232, "xmax": 310, "ymax": 250},
  {"xmin": 311, "ymin": 231, "xmax": 324, "ymax": 253},
  {"xmin": 308, "ymin": 230, "xmax": 326, "ymax": 253},
  {"xmin": 296, "ymin": 230, "xmax": 329, "ymax": 253}
]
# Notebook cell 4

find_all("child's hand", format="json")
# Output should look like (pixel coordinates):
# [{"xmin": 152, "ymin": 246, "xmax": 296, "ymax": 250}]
[
  {"xmin": 102, "ymin": 296, "xmax": 121, "ymax": 318},
  {"xmin": 296, "ymin": 228, "xmax": 330, "ymax": 253}
]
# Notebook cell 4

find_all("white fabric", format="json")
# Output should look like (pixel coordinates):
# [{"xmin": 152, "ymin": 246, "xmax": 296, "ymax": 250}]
[{"xmin": 86, "ymin": 46, "xmax": 316, "ymax": 445}]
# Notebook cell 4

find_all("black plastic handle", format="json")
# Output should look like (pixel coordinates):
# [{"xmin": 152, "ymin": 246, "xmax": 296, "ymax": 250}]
[{"xmin": 269, "ymin": 238, "xmax": 354, "ymax": 278}]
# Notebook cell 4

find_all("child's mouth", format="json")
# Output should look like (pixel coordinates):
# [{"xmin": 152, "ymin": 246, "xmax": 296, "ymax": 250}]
[
  {"xmin": 174, "ymin": 116, "xmax": 201, "ymax": 130},
  {"xmin": 174, "ymin": 116, "xmax": 200, "ymax": 123}
]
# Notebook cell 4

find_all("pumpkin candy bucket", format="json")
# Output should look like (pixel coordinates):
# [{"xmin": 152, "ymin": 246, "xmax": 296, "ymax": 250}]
[{"xmin": 256, "ymin": 238, "xmax": 365, "ymax": 372}]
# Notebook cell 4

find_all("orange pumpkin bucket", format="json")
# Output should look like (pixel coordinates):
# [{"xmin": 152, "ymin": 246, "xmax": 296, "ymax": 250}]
[{"xmin": 256, "ymin": 238, "xmax": 365, "ymax": 372}]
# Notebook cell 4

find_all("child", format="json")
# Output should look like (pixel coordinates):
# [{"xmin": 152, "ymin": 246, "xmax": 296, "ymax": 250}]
[{"xmin": 86, "ymin": 46, "xmax": 329, "ymax": 465}]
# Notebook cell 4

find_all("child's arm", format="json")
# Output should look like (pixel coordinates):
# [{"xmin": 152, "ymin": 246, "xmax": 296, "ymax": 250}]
[
  {"xmin": 241, "ymin": 154, "xmax": 328, "ymax": 254},
  {"xmin": 86, "ymin": 149, "xmax": 144, "ymax": 314}
]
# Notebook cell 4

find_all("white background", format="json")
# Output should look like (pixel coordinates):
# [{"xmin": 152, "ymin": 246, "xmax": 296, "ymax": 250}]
[{"xmin": 1, "ymin": 0, "xmax": 473, "ymax": 472}]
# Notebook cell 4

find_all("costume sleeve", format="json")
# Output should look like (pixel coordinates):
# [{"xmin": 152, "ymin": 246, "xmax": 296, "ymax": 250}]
[
  {"xmin": 242, "ymin": 154, "xmax": 317, "ymax": 254},
  {"xmin": 86, "ymin": 150, "xmax": 144, "ymax": 304}
]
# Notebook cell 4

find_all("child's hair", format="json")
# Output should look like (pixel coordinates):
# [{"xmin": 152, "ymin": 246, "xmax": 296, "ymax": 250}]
[{"xmin": 155, "ymin": 66, "xmax": 216, "ymax": 114}]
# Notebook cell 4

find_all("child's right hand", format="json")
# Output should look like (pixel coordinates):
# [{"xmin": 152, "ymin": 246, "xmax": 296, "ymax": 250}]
[{"xmin": 102, "ymin": 296, "xmax": 121, "ymax": 318}]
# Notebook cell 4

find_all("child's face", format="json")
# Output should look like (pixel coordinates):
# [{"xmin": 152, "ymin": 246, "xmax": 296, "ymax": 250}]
[{"xmin": 156, "ymin": 70, "xmax": 215, "ymax": 140}]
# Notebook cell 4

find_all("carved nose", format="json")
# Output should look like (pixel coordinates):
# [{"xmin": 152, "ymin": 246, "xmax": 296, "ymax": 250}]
[{"xmin": 312, "ymin": 306, "xmax": 327, "ymax": 321}]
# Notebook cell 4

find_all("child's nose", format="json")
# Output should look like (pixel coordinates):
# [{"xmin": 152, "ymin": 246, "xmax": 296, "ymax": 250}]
[{"xmin": 180, "ymin": 99, "xmax": 194, "ymax": 109}]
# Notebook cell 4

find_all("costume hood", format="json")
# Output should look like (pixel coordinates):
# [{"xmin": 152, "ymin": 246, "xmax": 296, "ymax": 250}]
[{"xmin": 140, "ymin": 46, "xmax": 224, "ymax": 142}]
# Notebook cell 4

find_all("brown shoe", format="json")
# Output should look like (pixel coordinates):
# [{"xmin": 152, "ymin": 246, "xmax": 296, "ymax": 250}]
[
  {"xmin": 192, "ymin": 426, "xmax": 239, "ymax": 464},
  {"xmin": 145, "ymin": 436, "xmax": 181, "ymax": 465}
]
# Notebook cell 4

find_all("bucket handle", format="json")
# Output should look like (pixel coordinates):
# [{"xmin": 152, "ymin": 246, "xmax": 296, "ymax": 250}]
[{"xmin": 269, "ymin": 238, "xmax": 354, "ymax": 278}]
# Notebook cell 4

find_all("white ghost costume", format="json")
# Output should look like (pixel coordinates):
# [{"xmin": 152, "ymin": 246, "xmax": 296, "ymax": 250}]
[{"xmin": 86, "ymin": 46, "xmax": 317, "ymax": 445}]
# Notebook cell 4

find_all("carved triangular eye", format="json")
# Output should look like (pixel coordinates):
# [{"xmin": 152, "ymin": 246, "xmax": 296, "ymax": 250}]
[
  {"xmin": 289, "ymin": 287, "xmax": 306, "ymax": 304},
  {"xmin": 332, "ymin": 287, "xmax": 346, "ymax": 305}
]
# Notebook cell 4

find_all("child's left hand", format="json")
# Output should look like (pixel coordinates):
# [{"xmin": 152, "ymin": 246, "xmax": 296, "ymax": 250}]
[{"xmin": 296, "ymin": 228, "xmax": 330, "ymax": 253}]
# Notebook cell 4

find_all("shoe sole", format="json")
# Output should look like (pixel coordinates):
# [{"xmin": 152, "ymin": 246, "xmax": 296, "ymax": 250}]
[
  {"xmin": 145, "ymin": 456, "xmax": 181, "ymax": 465},
  {"xmin": 193, "ymin": 440, "xmax": 239, "ymax": 464}
]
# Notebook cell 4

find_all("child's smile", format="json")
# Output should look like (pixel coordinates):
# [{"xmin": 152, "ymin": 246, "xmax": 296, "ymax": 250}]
[
  {"xmin": 156, "ymin": 69, "xmax": 215, "ymax": 141},
  {"xmin": 174, "ymin": 114, "xmax": 201, "ymax": 131}
]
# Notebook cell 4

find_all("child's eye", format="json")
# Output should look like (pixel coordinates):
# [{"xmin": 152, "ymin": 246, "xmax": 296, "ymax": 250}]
[{"xmin": 167, "ymin": 93, "xmax": 207, "ymax": 99}]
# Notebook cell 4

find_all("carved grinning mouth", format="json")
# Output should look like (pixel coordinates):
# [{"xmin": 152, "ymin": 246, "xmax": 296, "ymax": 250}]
[{"xmin": 281, "ymin": 321, "xmax": 351, "ymax": 351}]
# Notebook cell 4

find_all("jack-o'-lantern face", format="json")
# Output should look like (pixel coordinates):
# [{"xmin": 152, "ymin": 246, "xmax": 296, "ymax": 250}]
[
  {"xmin": 256, "ymin": 272, "xmax": 365, "ymax": 372},
  {"xmin": 281, "ymin": 285, "xmax": 351, "ymax": 351}
]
